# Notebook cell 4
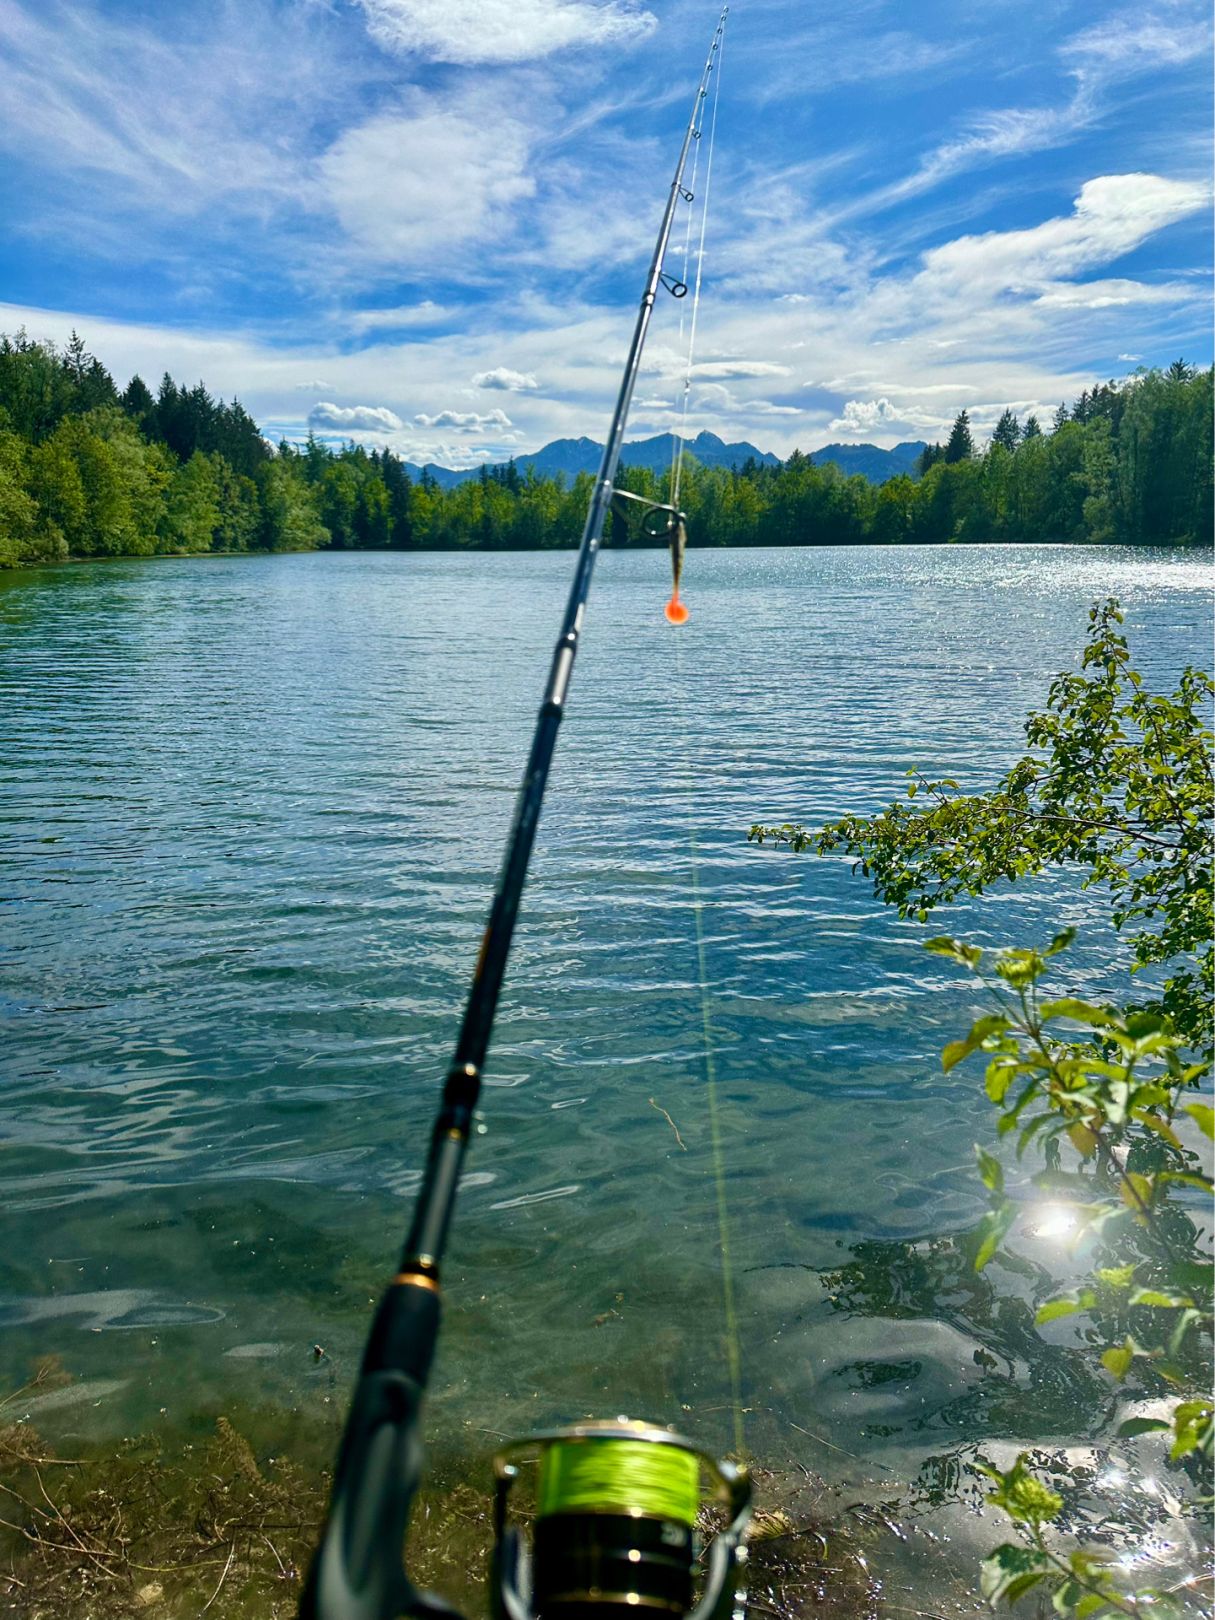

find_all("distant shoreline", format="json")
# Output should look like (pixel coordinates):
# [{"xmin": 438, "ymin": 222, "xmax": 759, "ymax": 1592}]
[{"xmin": 5, "ymin": 535, "xmax": 1211, "ymax": 576}]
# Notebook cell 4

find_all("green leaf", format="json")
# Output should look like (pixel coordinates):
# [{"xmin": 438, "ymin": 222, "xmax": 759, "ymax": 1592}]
[
  {"xmin": 1116, "ymin": 1417, "xmax": 1170, "ymax": 1438},
  {"xmin": 986, "ymin": 1060, "xmax": 1019, "ymax": 1104},
  {"xmin": 1170, "ymin": 1400, "xmax": 1214, "ymax": 1461},
  {"xmin": 1131, "ymin": 1110, "xmax": 1182, "ymax": 1150},
  {"xmin": 1038, "ymin": 997, "xmax": 1115, "ymax": 1027},
  {"xmin": 1159, "ymin": 1170, "xmax": 1215, "ymax": 1192},
  {"xmin": 1119, "ymin": 1171, "xmax": 1154, "ymax": 1212},
  {"xmin": 944, "ymin": 1013, "xmax": 1011, "ymax": 1073},
  {"xmin": 1035, "ymin": 1297, "xmax": 1081, "ymax": 1325},
  {"xmin": 1045, "ymin": 927, "xmax": 1077, "ymax": 957},
  {"xmin": 1184, "ymin": 1102, "xmax": 1214, "ymax": 1140},
  {"xmin": 1074, "ymin": 1596, "xmax": 1107, "ymax": 1619},
  {"xmin": 1052, "ymin": 1580, "xmax": 1086, "ymax": 1615},
  {"xmin": 1095, "ymin": 1265, "xmax": 1135, "ymax": 1289},
  {"xmin": 924, "ymin": 935, "xmax": 982, "ymax": 970},
  {"xmin": 1067, "ymin": 1121, "xmax": 1100, "ymax": 1157},
  {"xmin": 1129, "ymin": 1288, "xmax": 1194, "ymax": 1309},
  {"xmin": 974, "ymin": 1201, "xmax": 1017, "ymax": 1271},
  {"xmin": 980, "ymin": 1544, "xmax": 1053, "ymax": 1602},
  {"xmin": 994, "ymin": 948, "xmax": 1045, "ymax": 988},
  {"xmin": 975, "ymin": 1144, "xmax": 1004, "ymax": 1195},
  {"xmin": 1101, "ymin": 1340, "xmax": 1135, "ymax": 1381},
  {"xmin": 1121, "ymin": 1412, "xmax": 1172, "ymax": 1438}
]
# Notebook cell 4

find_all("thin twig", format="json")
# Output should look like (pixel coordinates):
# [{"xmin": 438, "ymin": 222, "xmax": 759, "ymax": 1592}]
[
  {"xmin": 649, "ymin": 1097, "xmax": 687, "ymax": 1151},
  {"xmin": 201, "ymin": 1540, "xmax": 236, "ymax": 1613}
]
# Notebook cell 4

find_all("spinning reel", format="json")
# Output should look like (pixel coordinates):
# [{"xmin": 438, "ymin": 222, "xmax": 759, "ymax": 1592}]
[{"xmin": 490, "ymin": 1420, "xmax": 751, "ymax": 1620}]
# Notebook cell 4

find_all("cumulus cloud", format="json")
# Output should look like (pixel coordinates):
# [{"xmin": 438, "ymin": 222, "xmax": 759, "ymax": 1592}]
[
  {"xmin": 309, "ymin": 401, "xmax": 404, "ymax": 432},
  {"xmin": 830, "ymin": 398, "xmax": 899, "ymax": 434},
  {"xmin": 319, "ymin": 92, "xmax": 534, "ymax": 266},
  {"xmin": 414, "ymin": 408, "xmax": 514, "ymax": 432},
  {"xmin": 473, "ymin": 367, "xmax": 540, "ymax": 391},
  {"xmin": 355, "ymin": 0, "xmax": 655, "ymax": 64}
]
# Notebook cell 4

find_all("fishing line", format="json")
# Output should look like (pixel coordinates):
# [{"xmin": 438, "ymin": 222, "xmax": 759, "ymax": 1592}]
[
  {"xmin": 672, "ymin": 16, "xmax": 727, "ymax": 513},
  {"xmin": 537, "ymin": 1437, "xmax": 700, "ymax": 1524},
  {"xmin": 674, "ymin": 631, "xmax": 746, "ymax": 1459},
  {"xmin": 668, "ymin": 111, "xmax": 703, "ymax": 502}
]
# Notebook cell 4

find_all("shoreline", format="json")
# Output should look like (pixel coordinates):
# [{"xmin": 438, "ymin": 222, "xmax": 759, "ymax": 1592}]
[{"xmin": 3, "ymin": 534, "xmax": 1211, "ymax": 576}]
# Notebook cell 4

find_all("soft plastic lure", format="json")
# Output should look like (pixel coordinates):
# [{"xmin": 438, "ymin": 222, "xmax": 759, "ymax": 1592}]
[{"xmin": 665, "ymin": 515, "xmax": 689, "ymax": 624}]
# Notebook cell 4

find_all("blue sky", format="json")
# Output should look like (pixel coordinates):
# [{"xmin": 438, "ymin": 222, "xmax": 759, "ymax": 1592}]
[{"xmin": 0, "ymin": 0, "xmax": 1210, "ymax": 465}]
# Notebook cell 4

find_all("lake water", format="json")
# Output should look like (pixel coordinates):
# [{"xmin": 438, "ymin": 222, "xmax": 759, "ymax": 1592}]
[{"xmin": 1, "ymin": 545, "xmax": 1210, "ymax": 1608}]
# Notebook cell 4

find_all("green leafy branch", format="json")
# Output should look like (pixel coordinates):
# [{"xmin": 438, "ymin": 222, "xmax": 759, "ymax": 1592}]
[
  {"xmin": 932, "ymin": 933, "xmax": 1212, "ymax": 1614},
  {"xmin": 751, "ymin": 601, "xmax": 1214, "ymax": 1052}
]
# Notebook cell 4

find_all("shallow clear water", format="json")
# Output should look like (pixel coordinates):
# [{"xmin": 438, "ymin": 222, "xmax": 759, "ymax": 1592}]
[{"xmin": 1, "ymin": 545, "xmax": 1210, "ymax": 1599}]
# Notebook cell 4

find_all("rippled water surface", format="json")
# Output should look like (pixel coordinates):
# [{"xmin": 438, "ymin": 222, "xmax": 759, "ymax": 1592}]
[{"xmin": 1, "ymin": 546, "xmax": 1210, "ymax": 1597}]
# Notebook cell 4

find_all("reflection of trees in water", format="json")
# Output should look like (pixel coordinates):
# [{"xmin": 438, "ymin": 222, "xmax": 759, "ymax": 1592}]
[
  {"xmin": 821, "ymin": 1232, "xmax": 1116, "ymax": 1442},
  {"xmin": 818, "ymin": 1230, "xmax": 1208, "ymax": 1563}
]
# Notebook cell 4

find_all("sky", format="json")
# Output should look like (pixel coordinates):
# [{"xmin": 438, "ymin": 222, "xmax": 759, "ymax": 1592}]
[{"xmin": 0, "ymin": 0, "xmax": 1211, "ymax": 466}]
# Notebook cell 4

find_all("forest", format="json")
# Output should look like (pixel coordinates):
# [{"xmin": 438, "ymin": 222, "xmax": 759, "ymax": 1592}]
[{"xmin": 0, "ymin": 330, "xmax": 1210, "ymax": 567}]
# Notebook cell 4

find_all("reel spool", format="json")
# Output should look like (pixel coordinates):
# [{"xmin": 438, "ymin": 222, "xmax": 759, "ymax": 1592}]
[{"xmin": 490, "ymin": 1420, "xmax": 751, "ymax": 1620}]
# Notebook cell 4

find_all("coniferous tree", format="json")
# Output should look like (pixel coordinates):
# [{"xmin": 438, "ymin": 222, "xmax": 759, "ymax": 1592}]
[
  {"xmin": 944, "ymin": 411, "xmax": 974, "ymax": 463},
  {"xmin": 1021, "ymin": 415, "xmax": 1042, "ymax": 441},
  {"xmin": 122, "ymin": 375, "xmax": 155, "ymax": 425},
  {"xmin": 991, "ymin": 409, "xmax": 1020, "ymax": 451}
]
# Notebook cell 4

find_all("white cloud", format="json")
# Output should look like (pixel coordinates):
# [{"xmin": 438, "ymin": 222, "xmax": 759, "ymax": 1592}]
[
  {"xmin": 0, "ymin": 0, "xmax": 350, "ymax": 221},
  {"xmin": 345, "ymin": 302, "xmax": 450, "ymax": 333},
  {"xmin": 355, "ymin": 0, "xmax": 655, "ymax": 64},
  {"xmin": 1061, "ymin": 15, "xmax": 1212, "ymax": 81},
  {"xmin": 830, "ymin": 398, "xmax": 898, "ymax": 433},
  {"xmin": 1118, "ymin": 353, "xmax": 1144, "ymax": 362},
  {"xmin": 318, "ymin": 92, "xmax": 535, "ymax": 267},
  {"xmin": 415, "ymin": 408, "xmax": 514, "ymax": 432},
  {"xmin": 295, "ymin": 379, "xmax": 334, "ymax": 391},
  {"xmin": 473, "ymin": 367, "xmax": 540, "ymax": 391},
  {"xmin": 690, "ymin": 383, "xmax": 799, "ymax": 417},
  {"xmin": 919, "ymin": 174, "xmax": 1210, "ymax": 296},
  {"xmin": 309, "ymin": 401, "xmax": 404, "ymax": 432},
  {"xmin": 843, "ymin": 11, "xmax": 1212, "ymax": 222},
  {"xmin": 692, "ymin": 359, "xmax": 793, "ymax": 380}
]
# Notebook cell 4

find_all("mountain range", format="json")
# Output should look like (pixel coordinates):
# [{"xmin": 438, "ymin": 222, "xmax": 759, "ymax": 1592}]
[{"xmin": 402, "ymin": 430, "xmax": 925, "ymax": 488}]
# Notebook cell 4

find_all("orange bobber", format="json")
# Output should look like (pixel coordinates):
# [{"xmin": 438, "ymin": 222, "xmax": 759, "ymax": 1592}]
[{"xmin": 664, "ymin": 594, "xmax": 690, "ymax": 625}]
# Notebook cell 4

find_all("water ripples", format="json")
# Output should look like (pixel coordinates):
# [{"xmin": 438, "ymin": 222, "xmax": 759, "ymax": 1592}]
[{"xmin": 0, "ymin": 544, "xmax": 1210, "ymax": 1509}]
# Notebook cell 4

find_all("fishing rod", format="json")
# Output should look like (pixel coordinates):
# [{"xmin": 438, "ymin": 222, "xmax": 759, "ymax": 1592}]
[{"xmin": 300, "ymin": 12, "xmax": 750, "ymax": 1619}]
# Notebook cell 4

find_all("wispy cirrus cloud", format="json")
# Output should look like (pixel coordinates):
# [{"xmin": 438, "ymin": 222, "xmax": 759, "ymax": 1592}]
[
  {"xmin": 344, "ymin": 302, "xmax": 452, "ymax": 334},
  {"xmin": 354, "ymin": 0, "xmax": 655, "ymax": 64},
  {"xmin": 841, "ymin": 8, "xmax": 1213, "ymax": 221},
  {"xmin": 318, "ymin": 91, "xmax": 536, "ymax": 269}
]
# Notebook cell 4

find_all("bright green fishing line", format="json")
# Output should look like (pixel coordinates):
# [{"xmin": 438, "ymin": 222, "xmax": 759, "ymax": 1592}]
[{"xmin": 537, "ymin": 1441, "xmax": 699, "ymax": 1525}]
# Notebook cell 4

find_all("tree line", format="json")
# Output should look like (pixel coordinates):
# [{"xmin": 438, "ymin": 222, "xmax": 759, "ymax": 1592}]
[{"xmin": 0, "ymin": 331, "xmax": 1209, "ymax": 567}]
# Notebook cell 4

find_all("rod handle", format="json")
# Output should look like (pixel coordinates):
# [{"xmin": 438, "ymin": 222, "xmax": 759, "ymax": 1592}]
[{"xmin": 300, "ymin": 1284, "xmax": 453, "ymax": 1620}]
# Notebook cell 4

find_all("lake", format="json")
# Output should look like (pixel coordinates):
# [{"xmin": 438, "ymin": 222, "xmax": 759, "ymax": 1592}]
[{"xmin": 1, "ymin": 544, "xmax": 1210, "ymax": 1609}]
